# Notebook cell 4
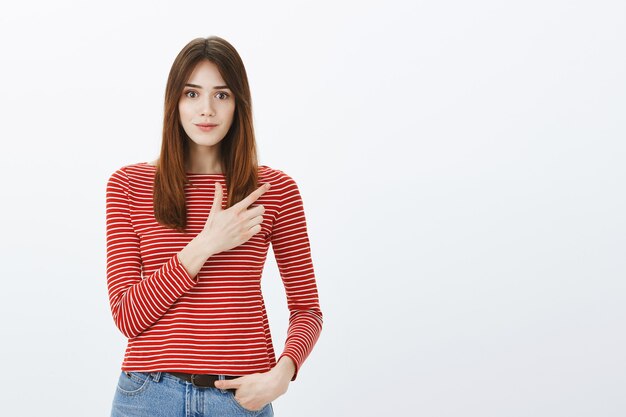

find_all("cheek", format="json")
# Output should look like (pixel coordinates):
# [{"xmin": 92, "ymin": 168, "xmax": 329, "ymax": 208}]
[
  {"xmin": 178, "ymin": 102, "xmax": 190, "ymax": 119},
  {"xmin": 224, "ymin": 102, "xmax": 236, "ymax": 121}
]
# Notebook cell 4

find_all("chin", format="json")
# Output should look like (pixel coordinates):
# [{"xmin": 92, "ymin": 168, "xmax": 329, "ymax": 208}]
[{"xmin": 187, "ymin": 136, "xmax": 225, "ymax": 147}]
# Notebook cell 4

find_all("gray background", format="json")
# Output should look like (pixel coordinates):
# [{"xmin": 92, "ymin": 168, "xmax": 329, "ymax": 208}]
[{"xmin": 0, "ymin": 0, "xmax": 624, "ymax": 416}]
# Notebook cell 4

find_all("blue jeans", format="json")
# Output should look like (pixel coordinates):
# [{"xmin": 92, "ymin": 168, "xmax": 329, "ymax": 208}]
[{"xmin": 110, "ymin": 371, "xmax": 274, "ymax": 417}]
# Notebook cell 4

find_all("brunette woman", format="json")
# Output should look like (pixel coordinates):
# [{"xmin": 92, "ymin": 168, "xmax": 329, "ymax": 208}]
[{"xmin": 106, "ymin": 36, "xmax": 323, "ymax": 417}]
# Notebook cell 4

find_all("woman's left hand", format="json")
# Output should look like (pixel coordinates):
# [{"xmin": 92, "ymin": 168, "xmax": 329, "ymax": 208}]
[{"xmin": 214, "ymin": 370, "xmax": 289, "ymax": 412}]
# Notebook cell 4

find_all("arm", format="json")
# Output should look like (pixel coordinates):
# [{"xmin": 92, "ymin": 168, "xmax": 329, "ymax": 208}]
[
  {"xmin": 106, "ymin": 167, "xmax": 203, "ymax": 338},
  {"xmin": 270, "ymin": 172, "xmax": 324, "ymax": 382}
]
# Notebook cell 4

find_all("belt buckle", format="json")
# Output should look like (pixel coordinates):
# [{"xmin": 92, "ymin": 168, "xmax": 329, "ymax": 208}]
[{"xmin": 191, "ymin": 374, "xmax": 208, "ymax": 388}]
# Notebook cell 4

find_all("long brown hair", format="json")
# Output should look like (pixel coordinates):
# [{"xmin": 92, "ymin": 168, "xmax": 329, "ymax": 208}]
[{"xmin": 153, "ymin": 36, "xmax": 259, "ymax": 233}]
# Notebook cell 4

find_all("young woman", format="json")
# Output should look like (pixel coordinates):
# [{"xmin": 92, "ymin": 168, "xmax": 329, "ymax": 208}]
[{"xmin": 106, "ymin": 36, "xmax": 323, "ymax": 417}]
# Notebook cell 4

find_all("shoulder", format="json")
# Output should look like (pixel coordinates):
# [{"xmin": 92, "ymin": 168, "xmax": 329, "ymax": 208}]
[
  {"xmin": 108, "ymin": 161, "xmax": 154, "ymax": 179},
  {"xmin": 107, "ymin": 161, "xmax": 154, "ymax": 190},
  {"xmin": 259, "ymin": 166, "xmax": 305, "ymax": 210},
  {"xmin": 259, "ymin": 164, "xmax": 300, "ymax": 190}
]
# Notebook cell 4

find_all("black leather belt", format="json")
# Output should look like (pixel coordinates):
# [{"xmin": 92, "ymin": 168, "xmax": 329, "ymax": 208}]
[{"xmin": 166, "ymin": 372, "xmax": 238, "ymax": 392}]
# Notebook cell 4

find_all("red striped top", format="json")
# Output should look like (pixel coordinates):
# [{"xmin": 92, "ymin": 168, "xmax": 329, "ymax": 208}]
[{"xmin": 105, "ymin": 162, "xmax": 323, "ymax": 381}]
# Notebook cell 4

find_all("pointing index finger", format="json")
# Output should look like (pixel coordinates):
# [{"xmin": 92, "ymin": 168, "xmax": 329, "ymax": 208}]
[{"xmin": 233, "ymin": 183, "xmax": 270, "ymax": 211}]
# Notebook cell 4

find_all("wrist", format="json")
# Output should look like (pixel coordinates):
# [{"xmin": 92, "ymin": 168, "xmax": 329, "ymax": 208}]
[
  {"xmin": 194, "ymin": 231, "xmax": 216, "ymax": 257},
  {"xmin": 271, "ymin": 356, "xmax": 296, "ymax": 384}
]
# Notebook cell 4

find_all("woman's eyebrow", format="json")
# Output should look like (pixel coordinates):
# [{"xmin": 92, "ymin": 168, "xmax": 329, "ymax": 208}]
[{"xmin": 184, "ymin": 83, "xmax": 230, "ymax": 90}]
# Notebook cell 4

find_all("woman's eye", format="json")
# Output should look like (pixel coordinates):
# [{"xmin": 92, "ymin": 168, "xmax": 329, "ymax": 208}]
[{"xmin": 184, "ymin": 90, "xmax": 229, "ymax": 100}]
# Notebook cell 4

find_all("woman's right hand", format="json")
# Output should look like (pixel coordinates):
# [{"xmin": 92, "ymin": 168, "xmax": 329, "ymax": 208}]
[{"xmin": 200, "ymin": 181, "xmax": 271, "ymax": 255}]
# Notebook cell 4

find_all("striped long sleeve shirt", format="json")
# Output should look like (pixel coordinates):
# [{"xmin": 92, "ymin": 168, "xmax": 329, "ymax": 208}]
[{"xmin": 105, "ymin": 162, "xmax": 323, "ymax": 381}]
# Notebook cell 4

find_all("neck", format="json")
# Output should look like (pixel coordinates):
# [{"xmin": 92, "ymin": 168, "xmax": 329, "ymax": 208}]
[{"xmin": 186, "ymin": 144, "xmax": 223, "ymax": 174}]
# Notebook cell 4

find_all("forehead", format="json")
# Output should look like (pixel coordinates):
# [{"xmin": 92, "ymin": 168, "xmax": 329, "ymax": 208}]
[{"xmin": 186, "ymin": 60, "xmax": 226, "ymax": 86}]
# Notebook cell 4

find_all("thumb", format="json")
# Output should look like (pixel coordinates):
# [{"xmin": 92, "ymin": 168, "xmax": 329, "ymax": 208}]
[
  {"xmin": 215, "ymin": 378, "xmax": 240, "ymax": 389},
  {"xmin": 211, "ymin": 181, "xmax": 223, "ymax": 213}
]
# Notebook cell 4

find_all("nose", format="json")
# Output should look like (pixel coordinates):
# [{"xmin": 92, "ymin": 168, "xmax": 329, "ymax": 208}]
[{"xmin": 200, "ymin": 96, "xmax": 215, "ymax": 117}]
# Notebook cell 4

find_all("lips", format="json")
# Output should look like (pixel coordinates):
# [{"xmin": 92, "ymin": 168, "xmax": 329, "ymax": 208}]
[{"xmin": 195, "ymin": 123, "xmax": 218, "ymax": 132}]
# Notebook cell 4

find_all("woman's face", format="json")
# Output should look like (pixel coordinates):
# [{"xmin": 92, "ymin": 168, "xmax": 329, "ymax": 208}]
[{"xmin": 178, "ymin": 60, "xmax": 236, "ymax": 148}]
